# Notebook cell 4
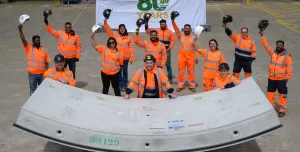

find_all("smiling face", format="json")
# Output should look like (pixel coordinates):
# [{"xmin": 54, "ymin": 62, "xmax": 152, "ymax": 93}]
[
  {"xmin": 276, "ymin": 42, "xmax": 284, "ymax": 52},
  {"xmin": 119, "ymin": 26, "xmax": 125, "ymax": 34},
  {"xmin": 220, "ymin": 69, "xmax": 228, "ymax": 78},
  {"xmin": 65, "ymin": 23, "xmax": 72, "ymax": 33},
  {"xmin": 55, "ymin": 61, "xmax": 65, "ymax": 71},
  {"xmin": 184, "ymin": 25, "xmax": 191, "ymax": 35},
  {"xmin": 209, "ymin": 40, "xmax": 217, "ymax": 51},
  {"xmin": 145, "ymin": 60, "xmax": 154, "ymax": 71},
  {"xmin": 241, "ymin": 28, "xmax": 248, "ymax": 38},
  {"xmin": 160, "ymin": 22, "xmax": 166, "ymax": 30},
  {"xmin": 108, "ymin": 40, "xmax": 116, "ymax": 48},
  {"xmin": 150, "ymin": 31, "xmax": 158, "ymax": 41}
]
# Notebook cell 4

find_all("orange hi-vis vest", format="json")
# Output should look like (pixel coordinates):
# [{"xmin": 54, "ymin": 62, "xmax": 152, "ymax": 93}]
[
  {"xmin": 97, "ymin": 45, "xmax": 123, "ymax": 75},
  {"xmin": 128, "ymin": 66, "xmax": 171, "ymax": 98},
  {"xmin": 261, "ymin": 37, "xmax": 293, "ymax": 80},
  {"xmin": 25, "ymin": 45, "xmax": 50, "ymax": 74},
  {"xmin": 213, "ymin": 74, "xmax": 241, "ymax": 89},
  {"xmin": 135, "ymin": 35, "xmax": 167, "ymax": 67},
  {"xmin": 198, "ymin": 49, "xmax": 225, "ymax": 78},
  {"xmin": 228, "ymin": 32, "xmax": 256, "ymax": 61},
  {"xmin": 46, "ymin": 25, "xmax": 82, "ymax": 59},
  {"xmin": 44, "ymin": 68, "xmax": 76, "ymax": 86},
  {"xmin": 103, "ymin": 23, "xmax": 134, "ymax": 61},
  {"xmin": 146, "ymin": 27, "xmax": 175, "ymax": 50}
]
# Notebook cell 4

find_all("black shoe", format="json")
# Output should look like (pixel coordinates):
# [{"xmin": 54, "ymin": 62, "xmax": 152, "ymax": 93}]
[
  {"xmin": 278, "ymin": 112, "xmax": 286, "ymax": 117},
  {"xmin": 190, "ymin": 88, "xmax": 196, "ymax": 92},
  {"xmin": 168, "ymin": 77, "xmax": 172, "ymax": 84}
]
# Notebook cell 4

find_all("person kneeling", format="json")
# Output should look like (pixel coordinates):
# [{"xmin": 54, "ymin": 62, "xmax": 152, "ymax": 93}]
[
  {"xmin": 212, "ymin": 63, "xmax": 241, "ymax": 90},
  {"xmin": 43, "ymin": 54, "xmax": 76, "ymax": 86},
  {"xmin": 124, "ymin": 54, "xmax": 176, "ymax": 99}
]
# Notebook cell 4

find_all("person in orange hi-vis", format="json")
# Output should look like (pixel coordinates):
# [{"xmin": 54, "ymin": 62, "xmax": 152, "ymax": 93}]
[
  {"xmin": 195, "ymin": 38, "xmax": 226, "ymax": 92},
  {"xmin": 90, "ymin": 32, "xmax": 123, "ymax": 96},
  {"xmin": 18, "ymin": 24, "xmax": 51, "ymax": 96},
  {"xmin": 103, "ymin": 17, "xmax": 134, "ymax": 92},
  {"xmin": 145, "ymin": 19, "xmax": 175, "ymax": 84},
  {"xmin": 135, "ymin": 28, "xmax": 167, "ymax": 68},
  {"xmin": 43, "ymin": 54, "xmax": 76, "ymax": 87},
  {"xmin": 44, "ymin": 16, "xmax": 81, "ymax": 79},
  {"xmin": 172, "ymin": 13, "xmax": 198, "ymax": 92},
  {"xmin": 124, "ymin": 54, "xmax": 176, "ymax": 99},
  {"xmin": 212, "ymin": 63, "xmax": 241, "ymax": 90},
  {"xmin": 259, "ymin": 31, "xmax": 293, "ymax": 117},
  {"xmin": 223, "ymin": 23, "xmax": 256, "ymax": 79}
]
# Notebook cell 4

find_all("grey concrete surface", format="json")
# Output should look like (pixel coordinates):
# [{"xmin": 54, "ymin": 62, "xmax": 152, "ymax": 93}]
[{"xmin": 0, "ymin": 1, "xmax": 299, "ymax": 152}]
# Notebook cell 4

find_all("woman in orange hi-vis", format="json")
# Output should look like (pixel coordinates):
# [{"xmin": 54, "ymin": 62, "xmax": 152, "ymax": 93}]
[
  {"xmin": 196, "ymin": 39, "xmax": 226, "ymax": 92},
  {"xmin": 259, "ymin": 31, "xmax": 293, "ymax": 117},
  {"xmin": 212, "ymin": 63, "xmax": 241, "ymax": 90},
  {"xmin": 90, "ymin": 33, "xmax": 123, "ymax": 96},
  {"xmin": 124, "ymin": 54, "xmax": 176, "ymax": 99},
  {"xmin": 43, "ymin": 54, "xmax": 76, "ymax": 87},
  {"xmin": 103, "ymin": 17, "xmax": 134, "ymax": 92}
]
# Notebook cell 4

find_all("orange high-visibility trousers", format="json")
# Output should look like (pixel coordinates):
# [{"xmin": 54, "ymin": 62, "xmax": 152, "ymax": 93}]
[
  {"xmin": 203, "ymin": 78, "xmax": 214, "ymax": 92},
  {"xmin": 177, "ymin": 55, "xmax": 195, "ymax": 89}
]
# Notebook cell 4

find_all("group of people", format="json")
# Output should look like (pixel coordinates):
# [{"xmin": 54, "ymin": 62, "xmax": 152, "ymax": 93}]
[{"xmin": 18, "ymin": 11, "xmax": 292, "ymax": 117}]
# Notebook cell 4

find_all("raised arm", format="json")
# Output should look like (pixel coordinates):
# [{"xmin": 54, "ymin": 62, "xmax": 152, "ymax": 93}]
[
  {"xmin": 223, "ymin": 23, "xmax": 237, "ymax": 43},
  {"xmin": 145, "ymin": 22, "xmax": 151, "ymax": 35},
  {"xmin": 128, "ymin": 35, "xmax": 135, "ymax": 63},
  {"xmin": 259, "ymin": 32, "xmax": 274, "ymax": 56},
  {"xmin": 103, "ymin": 18, "xmax": 116, "ymax": 37},
  {"xmin": 171, "ymin": 20, "xmax": 182, "ymax": 40},
  {"xmin": 45, "ymin": 23, "xmax": 61, "ymax": 39},
  {"xmin": 135, "ymin": 28, "xmax": 145, "ymax": 48},
  {"xmin": 18, "ymin": 24, "xmax": 28, "ymax": 46},
  {"xmin": 168, "ymin": 30, "xmax": 175, "ymax": 51}
]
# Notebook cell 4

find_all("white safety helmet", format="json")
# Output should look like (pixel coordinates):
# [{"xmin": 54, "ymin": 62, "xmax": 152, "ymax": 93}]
[
  {"xmin": 193, "ymin": 25, "xmax": 204, "ymax": 37},
  {"xmin": 92, "ymin": 24, "xmax": 102, "ymax": 33},
  {"xmin": 19, "ymin": 14, "xmax": 30, "ymax": 25}
]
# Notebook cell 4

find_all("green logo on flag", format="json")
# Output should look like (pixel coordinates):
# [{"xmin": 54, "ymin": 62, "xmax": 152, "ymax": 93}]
[{"xmin": 137, "ymin": 0, "xmax": 169, "ymax": 11}]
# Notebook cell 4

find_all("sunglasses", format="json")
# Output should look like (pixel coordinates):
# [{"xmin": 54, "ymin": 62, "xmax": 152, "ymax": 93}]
[{"xmin": 109, "ymin": 41, "xmax": 115, "ymax": 44}]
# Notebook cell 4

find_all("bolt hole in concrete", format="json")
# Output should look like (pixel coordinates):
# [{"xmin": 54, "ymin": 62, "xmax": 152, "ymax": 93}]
[
  {"xmin": 145, "ymin": 142, "xmax": 150, "ymax": 148},
  {"xmin": 57, "ymin": 130, "xmax": 62, "ymax": 136},
  {"xmin": 146, "ymin": 114, "xmax": 150, "ymax": 116},
  {"xmin": 233, "ymin": 130, "xmax": 239, "ymax": 136}
]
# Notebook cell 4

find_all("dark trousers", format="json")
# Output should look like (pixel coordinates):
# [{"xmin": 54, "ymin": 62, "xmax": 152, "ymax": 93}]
[
  {"xmin": 165, "ymin": 50, "xmax": 172, "ymax": 77},
  {"xmin": 64, "ymin": 58, "xmax": 76, "ymax": 79},
  {"xmin": 28, "ymin": 72, "xmax": 44, "ymax": 96},
  {"xmin": 101, "ymin": 71, "xmax": 121, "ymax": 96},
  {"xmin": 233, "ymin": 60, "xmax": 252, "ymax": 74},
  {"xmin": 267, "ymin": 79, "xmax": 288, "ymax": 94},
  {"xmin": 118, "ymin": 60, "xmax": 129, "ymax": 89}
]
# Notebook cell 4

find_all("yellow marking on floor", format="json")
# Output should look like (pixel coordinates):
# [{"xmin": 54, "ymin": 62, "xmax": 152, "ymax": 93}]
[
  {"xmin": 249, "ymin": 3, "xmax": 285, "ymax": 17},
  {"xmin": 276, "ymin": 20, "xmax": 300, "ymax": 34},
  {"xmin": 285, "ymin": 11, "xmax": 300, "ymax": 16},
  {"xmin": 280, "ymin": 10, "xmax": 300, "ymax": 14},
  {"xmin": 291, "ymin": 25, "xmax": 300, "ymax": 29}
]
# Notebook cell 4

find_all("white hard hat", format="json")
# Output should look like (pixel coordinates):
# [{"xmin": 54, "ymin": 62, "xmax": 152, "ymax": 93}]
[
  {"xmin": 193, "ymin": 25, "xmax": 204, "ymax": 37},
  {"xmin": 92, "ymin": 24, "xmax": 102, "ymax": 33},
  {"xmin": 19, "ymin": 14, "xmax": 30, "ymax": 25}
]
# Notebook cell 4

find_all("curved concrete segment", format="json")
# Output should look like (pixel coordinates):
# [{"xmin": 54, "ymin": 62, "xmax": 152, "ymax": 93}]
[{"xmin": 13, "ymin": 78, "xmax": 282, "ymax": 152}]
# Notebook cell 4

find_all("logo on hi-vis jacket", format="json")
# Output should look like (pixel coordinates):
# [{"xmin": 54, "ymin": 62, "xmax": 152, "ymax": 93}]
[{"xmin": 137, "ymin": 0, "xmax": 169, "ymax": 20}]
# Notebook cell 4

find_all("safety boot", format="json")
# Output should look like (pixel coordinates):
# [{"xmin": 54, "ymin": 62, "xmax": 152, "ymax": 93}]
[
  {"xmin": 278, "ymin": 112, "xmax": 286, "ymax": 117},
  {"xmin": 176, "ymin": 88, "xmax": 182, "ymax": 92},
  {"xmin": 190, "ymin": 88, "xmax": 196, "ymax": 92}
]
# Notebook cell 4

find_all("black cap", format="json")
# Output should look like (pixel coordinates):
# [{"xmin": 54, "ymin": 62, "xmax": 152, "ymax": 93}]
[
  {"xmin": 218, "ymin": 63, "xmax": 230, "ymax": 71},
  {"xmin": 54, "ymin": 54, "xmax": 65, "ymax": 62},
  {"xmin": 144, "ymin": 54, "xmax": 156, "ymax": 63}
]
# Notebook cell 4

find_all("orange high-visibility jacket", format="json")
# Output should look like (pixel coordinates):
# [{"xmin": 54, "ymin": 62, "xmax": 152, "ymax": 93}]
[
  {"xmin": 43, "ymin": 68, "xmax": 76, "ymax": 86},
  {"xmin": 135, "ymin": 34, "xmax": 167, "ymax": 67},
  {"xmin": 172, "ymin": 22, "xmax": 197, "ymax": 59},
  {"xmin": 213, "ymin": 73, "xmax": 241, "ymax": 89},
  {"xmin": 24, "ymin": 44, "xmax": 51, "ymax": 74},
  {"xmin": 198, "ymin": 49, "xmax": 225, "ymax": 78},
  {"xmin": 103, "ymin": 22, "xmax": 134, "ymax": 62},
  {"xmin": 96, "ymin": 45, "xmax": 123, "ymax": 75},
  {"xmin": 227, "ymin": 29, "xmax": 256, "ymax": 61},
  {"xmin": 127, "ymin": 66, "xmax": 171, "ymax": 98},
  {"xmin": 146, "ymin": 27, "xmax": 175, "ymax": 50},
  {"xmin": 46, "ymin": 24, "xmax": 82, "ymax": 59},
  {"xmin": 261, "ymin": 37, "xmax": 293, "ymax": 80}
]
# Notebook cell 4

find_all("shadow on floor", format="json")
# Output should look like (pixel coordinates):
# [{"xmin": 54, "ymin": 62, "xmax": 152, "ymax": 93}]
[
  {"xmin": 76, "ymin": 81, "xmax": 88, "ymax": 88},
  {"xmin": 43, "ymin": 140, "xmax": 261, "ymax": 152}
]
